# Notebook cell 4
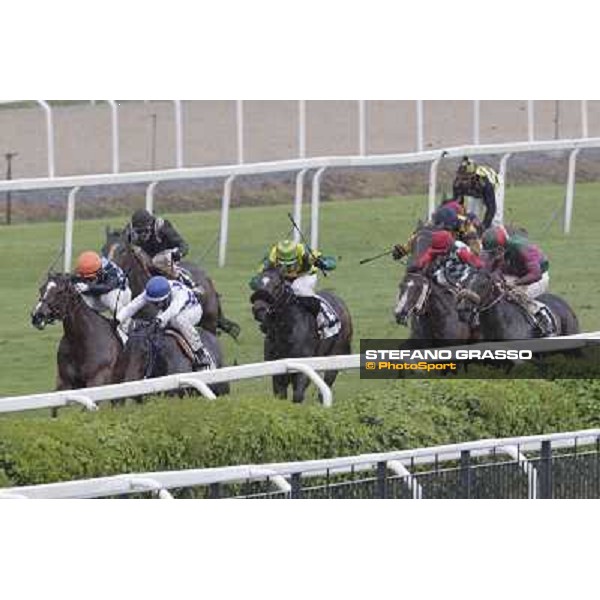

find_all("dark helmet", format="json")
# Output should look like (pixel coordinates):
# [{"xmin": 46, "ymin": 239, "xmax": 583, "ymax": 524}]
[
  {"xmin": 131, "ymin": 209, "xmax": 155, "ymax": 230},
  {"xmin": 433, "ymin": 206, "xmax": 459, "ymax": 230},
  {"xmin": 131, "ymin": 209, "xmax": 155, "ymax": 241}
]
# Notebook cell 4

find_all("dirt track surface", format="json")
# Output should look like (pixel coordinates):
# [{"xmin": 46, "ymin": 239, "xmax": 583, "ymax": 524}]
[
  {"xmin": 1, "ymin": 100, "xmax": 599, "ymax": 178},
  {"xmin": 1, "ymin": 100, "xmax": 600, "ymax": 223}
]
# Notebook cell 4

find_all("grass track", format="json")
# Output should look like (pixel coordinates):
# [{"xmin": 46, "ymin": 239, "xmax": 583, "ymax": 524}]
[{"xmin": 0, "ymin": 182, "xmax": 599, "ymax": 401}]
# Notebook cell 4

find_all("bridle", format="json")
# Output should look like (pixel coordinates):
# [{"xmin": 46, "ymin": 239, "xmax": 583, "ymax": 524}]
[{"xmin": 398, "ymin": 272, "xmax": 431, "ymax": 319}]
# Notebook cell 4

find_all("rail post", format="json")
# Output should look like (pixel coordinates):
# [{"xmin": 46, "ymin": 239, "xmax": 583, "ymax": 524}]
[
  {"xmin": 473, "ymin": 100, "xmax": 480, "ymax": 145},
  {"xmin": 145, "ymin": 181, "xmax": 159, "ymax": 214},
  {"xmin": 581, "ymin": 100, "xmax": 589, "ymax": 138},
  {"xmin": 564, "ymin": 147, "xmax": 580, "ymax": 234},
  {"xmin": 310, "ymin": 167, "xmax": 326, "ymax": 250},
  {"xmin": 358, "ymin": 100, "xmax": 366, "ymax": 156},
  {"xmin": 173, "ymin": 100, "xmax": 184, "ymax": 168},
  {"xmin": 107, "ymin": 101, "xmax": 120, "ymax": 173},
  {"xmin": 376, "ymin": 461, "xmax": 388, "ymax": 499},
  {"xmin": 427, "ymin": 155, "xmax": 442, "ymax": 219},
  {"xmin": 298, "ymin": 100, "xmax": 306, "ymax": 158},
  {"xmin": 36, "ymin": 101, "xmax": 55, "ymax": 177},
  {"xmin": 539, "ymin": 440, "xmax": 553, "ymax": 499},
  {"xmin": 416, "ymin": 100, "xmax": 424, "ymax": 152},
  {"xmin": 496, "ymin": 152, "xmax": 511, "ymax": 225},
  {"xmin": 236, "ymin": 100, "xmax": 244, "ymax": 164},
  {"xmin": 460, "ymin": 450, "xmax": 472, "ymax": 499},
  {"xmin": 292, "ymin": 168, "xmax": 309, "ymax": 242},
  {"xmin": 527, "ymin": 100, "xmax": 535, "ymax": 142},
  {"xmin": 218, "ymin": 174, "xmax": 236, "ymax": 267},
  {"xmin": 64, "ymin": 186, "xmax": 80, "ymax": 271}
]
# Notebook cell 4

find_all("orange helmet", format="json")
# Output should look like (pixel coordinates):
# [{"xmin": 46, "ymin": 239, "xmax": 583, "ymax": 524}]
[{"xmin": 76, "ymin": 251, "xmax": 102, "ymax": 279}]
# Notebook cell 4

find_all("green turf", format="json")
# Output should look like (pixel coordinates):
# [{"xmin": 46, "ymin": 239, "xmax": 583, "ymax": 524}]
[{"xmin": 0, "ymin": 182, "xmax": 598, "ymax": 400}]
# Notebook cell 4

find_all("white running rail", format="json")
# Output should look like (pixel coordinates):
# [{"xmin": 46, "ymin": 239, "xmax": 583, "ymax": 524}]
[
  {"xmin": 1, "ymin": 427, "xmax": 598, "ymax": 499},
  {"xmin": 0, "ymin": 333, "xmax": 597, "ymax": 415},
  {"xmin": 0, "ymin": 137, "xmax": 598, "ymax": 270}
]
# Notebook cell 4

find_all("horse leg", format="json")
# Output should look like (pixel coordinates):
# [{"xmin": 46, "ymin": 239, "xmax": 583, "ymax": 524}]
[
  {"xmin": 272, "ymin": 374, "xmax": 288, "ymax": 399},
  {"xmin": 292, "ymin": 373, "xmax": 310, "ymax": 404}
]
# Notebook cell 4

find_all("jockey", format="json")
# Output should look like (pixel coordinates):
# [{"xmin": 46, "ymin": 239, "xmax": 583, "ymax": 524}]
[
  {"xmin": 413, "ymin": 229, "xmax": 482, "ymax": 281},
  {"xmin": 392, "ymin": 202, "xmax": 482, "ymax": 261},
  {"xmin": 116, "ymin": 276, "xmax": 213, "ymax": 369},
  {"xmin": 124, "ymin": 209, "xmax": 196, "ymax": 289},
  {"xmin": 73, "ymin": 251, "xmax": 132, "ymax": 337},
  {"xmin": 252, "ymin": 239, "xmax": 340, "ymax": 338},
  {"xmin": 481, "ymin": 225, "xmax": 554, "ymax": 334},
  {"xmin": 453, "ymin": 156, "xmax": 500, "ymax": 229}
]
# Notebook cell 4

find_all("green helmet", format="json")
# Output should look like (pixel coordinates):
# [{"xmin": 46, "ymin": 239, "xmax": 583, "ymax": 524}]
[{"xmin": 276, "ymin": 239, "xmax": 298, "ymax": 267}]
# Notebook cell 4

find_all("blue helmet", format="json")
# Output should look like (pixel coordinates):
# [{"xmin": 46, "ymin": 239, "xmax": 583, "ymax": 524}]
[
  {"xmin": 433, "ymin": 206, "xmax": 459, "ymax": 230},
  {"xmin": 145, "ymin": 276, "xmax": 171, "ymax": 302}
]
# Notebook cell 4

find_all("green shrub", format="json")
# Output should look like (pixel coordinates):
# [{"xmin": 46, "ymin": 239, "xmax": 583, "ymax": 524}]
[{"xmin": 1, "ymin": 379, "xmax": 600, "ymax": 488}]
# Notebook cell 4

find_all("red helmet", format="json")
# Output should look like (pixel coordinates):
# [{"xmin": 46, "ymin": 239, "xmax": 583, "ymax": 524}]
[
  {"xmin": 75, "ymin": 251, "xmax": 102, "ymax": 279},
  {"xmin": 430, "ymin": 230, "xmax": 455, "ymax": 252}
]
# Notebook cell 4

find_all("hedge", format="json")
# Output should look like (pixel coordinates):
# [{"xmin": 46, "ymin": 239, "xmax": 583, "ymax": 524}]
[{"xmin": 1, "ymin": 378, "xmax": 600, "ymax": 489}]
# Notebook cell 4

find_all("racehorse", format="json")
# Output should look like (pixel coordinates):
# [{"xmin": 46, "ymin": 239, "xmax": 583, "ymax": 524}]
[
  {"xmin": 31, "ymin": 273, "xmax": 122, "ymax": 393},
  {"xmin": 456, "ymin": 269, "xmax": 580, "ymax": 339},
  {"xmin": 250, "ymin": 267, "xmax": 353, "ymax": 403},
  {"xmin": 102, "ymin": 227, "xmax": 240, "ymax": 339},
  {"xmin": 113, "ymin": 319, "xmax": 229, "ymax": 397},
  {"xmin": 394, "ymin": 270, "xmax": 479, "ymax": 344},
  {"xmin": 393, "ymin": 224, "xmax": 479, "ymax": 345}
]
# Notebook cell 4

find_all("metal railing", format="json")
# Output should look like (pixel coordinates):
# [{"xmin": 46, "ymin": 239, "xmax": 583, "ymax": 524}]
[
  {"xmin": 3, "ymin": 100, "xmax": 590, "ymax": 177},
  {"xmin": 2, "ymin": 428, "xmax": 599, "ymax": 499},
  {"xmin": 0, "ymin": 137, "xmax": 598, "ymax": 271}
]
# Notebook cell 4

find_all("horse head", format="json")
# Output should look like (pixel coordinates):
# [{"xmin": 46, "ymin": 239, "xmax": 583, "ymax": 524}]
[
  {"xmin": 249, "ymin": 267, "xmax": 291, "ymax": 326},
  {"xmin": 394, "ymin": 271, "xmax": 431, "ymax": 326},
  {"xmin": 101, "ymin": 226, "xmax": 126, "ymax": 260},
  {"xmin": 116, "ymin": 319, "xmax": 165, "ymax": 380},
  {"xmin": 456, "ymin": 269, "xmax": 500, "ymax": 314},
  {"xmin": 31, "ymin": 273, "xmax": 79, "ymax": 329}
]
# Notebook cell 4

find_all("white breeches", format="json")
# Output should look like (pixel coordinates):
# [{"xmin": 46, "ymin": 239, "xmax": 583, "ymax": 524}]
[
  {"xmin": 506, "ymin": 272, "xmax": 549, "ymax": 299},
  {"xmin": 291, "ymin": 274, "xmax": 318, "ymax": 297},
  {"xmin": 168, "ymin": 304, "xmax": 204, "ymax": 351},
  {"xmin": 82, "ymin": 287, "xmax": 132, "ymax": 317}
]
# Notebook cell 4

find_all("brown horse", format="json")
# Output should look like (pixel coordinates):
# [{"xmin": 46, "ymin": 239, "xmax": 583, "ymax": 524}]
[
  {"xmin": 102, "ymin": 227, "xmax": 240, "ymax": 339},
  {"xmin": 31, "ymin": 273, "xmax": 123, "ymax": 393}
]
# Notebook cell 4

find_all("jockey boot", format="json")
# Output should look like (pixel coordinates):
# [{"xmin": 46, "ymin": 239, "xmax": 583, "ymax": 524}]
[
  {"xmin": 534, "ymin": 306, "xmax": 556, "ymax": 337},
  {"xmin": 316, "ymin": 299, "xmax": 341, "ymax": 339},
  {"xmin": 192, "ymin": 344, "xmax": 215, "ymax": 370}
]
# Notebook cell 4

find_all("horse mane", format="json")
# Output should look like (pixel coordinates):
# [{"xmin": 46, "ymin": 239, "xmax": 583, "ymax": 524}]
[{"xmin": 47, "ymin": 273, "xmax": 116, "ymax": 328}]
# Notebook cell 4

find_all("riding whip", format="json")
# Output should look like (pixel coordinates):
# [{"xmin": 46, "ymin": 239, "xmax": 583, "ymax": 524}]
[
  {"xmin": 359, "ymin": 249, "xmax": 394, "ymax": 265},
  {"xmin": 287, "ymin": 213, "xmax": 327, "ymax": 277}
]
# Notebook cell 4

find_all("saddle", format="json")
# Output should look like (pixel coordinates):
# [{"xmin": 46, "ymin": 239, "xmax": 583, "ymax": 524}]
[
  {"xmin": 503, "ymin": 286, "xmax": 558, "ymax": 336},
  {"xmin": 164, "ymin": 328, "xmax": 196, "ymax": 363}
]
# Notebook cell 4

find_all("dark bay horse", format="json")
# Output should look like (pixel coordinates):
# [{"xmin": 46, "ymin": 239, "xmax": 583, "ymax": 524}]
[
  {"xmin": 393, "ymin": 224, "xmax": 479, "ymax": 346},
  {"xmin": 250, "ymin": 267, "xmax": 353, "ymax": 403},
  {"xmin": 113, "ymin": 320, "xmax": 229, "ymax": 396},
  {"xmin": 102, "ymin": 227, "xmax": 240, "ymax": 339},
  {"xmin": 394, "ymin": 270, "xmax": 479, "ymax": 344},
  {"xmin": 457, "ymin": 270, "xmax": 579, "ymax": 340},
  {"xmin": 31, "ymin": 273, "xmax": 122, "ymax": 391}
]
